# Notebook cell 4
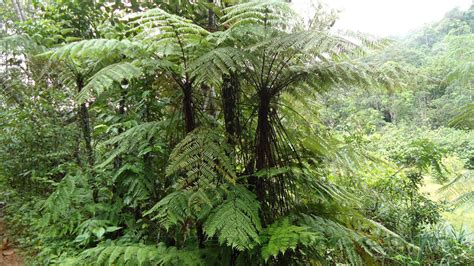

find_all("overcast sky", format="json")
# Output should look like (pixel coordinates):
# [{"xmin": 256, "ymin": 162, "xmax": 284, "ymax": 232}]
[{"xmin": 292, "ymin": 0, "xmax": 472, "ymax": 37}]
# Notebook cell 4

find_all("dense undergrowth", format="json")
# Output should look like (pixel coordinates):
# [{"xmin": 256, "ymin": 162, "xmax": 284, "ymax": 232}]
[{"xmin": 0, "ymin": 1, "xmax": 473, "ymax": 265}]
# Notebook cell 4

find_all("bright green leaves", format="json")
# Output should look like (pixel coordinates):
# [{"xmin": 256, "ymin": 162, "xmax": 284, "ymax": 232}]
[
  {"xmin": 261, "ymin": 217, "xmax": 323, "ymax": 261},
  {"xmin": 394, "ymin": 138, "xmax": 447, "ymax": 173},
  {"xmin": 204, "ymin": 185, "xmax": 262, "ymax": 251}
]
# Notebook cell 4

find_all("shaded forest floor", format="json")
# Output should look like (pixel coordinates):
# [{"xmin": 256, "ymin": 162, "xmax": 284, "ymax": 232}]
[{"xmin": 0, "ymin": 217, "xmax": 24, "ymax": 266}]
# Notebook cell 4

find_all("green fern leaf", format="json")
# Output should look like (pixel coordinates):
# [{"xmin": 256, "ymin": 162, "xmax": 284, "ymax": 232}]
[
  {"xmin": 77, "ymin": 62, "xmax": 142, "ymax": 103},
  {"xmin": 261, "ymin": 217, "xmax": 323, "ymax": 261},
  {"xmin": 144, "ymin": 191, "xmax": 190, "ymax": 230},
  {"xmin": 204, "ymin": 185, "xmax": 261, "ymax": 251},
  {"xmin": 166, "ymin": 128, "xmax": 236, "ymax": 188},
  {"xmin": 42, "ymin": 39, "xmax": 132, "ymax": 61}
]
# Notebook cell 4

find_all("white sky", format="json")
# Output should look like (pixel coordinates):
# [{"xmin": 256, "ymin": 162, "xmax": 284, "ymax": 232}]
[{"xmin": 292, "ymin": 0, "xmax": 473, "ymax": 37}]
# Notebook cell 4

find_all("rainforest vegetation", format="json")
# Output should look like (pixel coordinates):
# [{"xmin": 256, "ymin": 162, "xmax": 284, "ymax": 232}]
[{"xmin": 0, "ymin": 0, "xmax": 473, "ymax": 265}]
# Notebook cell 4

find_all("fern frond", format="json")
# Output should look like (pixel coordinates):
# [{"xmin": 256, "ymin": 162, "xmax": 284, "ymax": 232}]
[
  {"xmin": 298, "ymin": 214, "xmax": 386, "ymax": 265},
  {"xmin": 77, "ymin": 62, "xmax": 142, "ymax": 103},
  {"xmin": 452, "ymin": 191, "xmax": 474, "ymax": 209},
  {"xmin": 204, "ymin": 185, "xmax": 262, "ymax": 251},
  {"xmin": 188, "ymin": 47, "xmax": 248, "ymax": 85},
  {"xmin": 41, "ymin": 39, "xmax": 133, "ymax": 61},
  {"xmin": 145, "ymin": 188, "xmax": 223, "ymax": 231},
  {"xmin": 0, "ymin": 34, "xmax": 42, "ymax": 54},
  {"xmin": 261, "ymin": 217, "xmax": 323, "ymax": 261},
  {"xmin": 40, "ymin": 174, "xmax": 94, "ymax": 238},
  {"xmin": 144, "ymin": 191, "xmax": 191, "ymax": 230},
  {"xmin": 97, "ymin": 121, "xmax": 163, "ymax": 168},
  {"xmin": 77, "ymin": 242, "xmax": 216, "ymax": 265},
  {"xmin": 166, "ymin": 128, "xmax": 236, "ymax": 188},
  {"xmin": 80, "ymin": 243, "xmax": 166, "ymax": 265},
  {"xmin": 222, "ymin": 0, "xmax": 296, "ymax": 28},
  {"xmin": 129, "ymin": 8, "xmax": 209, "ymax": 53},
  {"xmin": 449, "ymin": 104, "xmax": 474, "ymax": 129}
]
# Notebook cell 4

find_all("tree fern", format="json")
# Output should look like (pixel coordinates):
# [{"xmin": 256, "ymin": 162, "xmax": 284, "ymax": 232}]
[{"xmin": 188, "ymin": 47, "xmax": 248, "ymax": 85}]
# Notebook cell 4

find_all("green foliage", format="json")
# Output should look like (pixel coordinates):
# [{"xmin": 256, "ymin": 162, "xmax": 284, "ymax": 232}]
[
  {"xmin": 79, "ymin": 243, "xmax": 165, "ymax": 265},
  {"xmin": 43, "ymin": 39, "xmax": 132, "ymax": 61},
  {"xmin": 260, "ymin": 217, "xmax": 322, "ymax": 261},
  {"xmin": 204, "ymin": 185, "xmax": 262, "ymax": 250},
  {"xmin": 0, "ymin": 1, "xmax": 473, "ymax": 265},
  {"xmin": 166, "ymin": 128, "xmax": 237, "ymax": 188},
  {"xmin": 144, "ymin": 191, "xmax": 191, "ymax": 230},
  {"xmin": 77, "ymin": 62, "xmax": 143, "ymax": 103}
]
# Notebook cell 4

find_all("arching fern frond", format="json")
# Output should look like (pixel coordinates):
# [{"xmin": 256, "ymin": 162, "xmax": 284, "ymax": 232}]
[
  {"xmin": 298, "ymin": 214, "xmax": 383, "ymax": 265},
  {"xmin": 145, "ymin": 188, "xmax": 222, "ymax": 230},
  {"xmin": 97, "ymin": 121, "xmax": 164, "ymax": 168},
  {"xmin": 0, "ymin": 34, "xmax": 42, "ymax": 54},
  {"xmin": 78, "ymin": 242, "xmax": 212, "ymax": 266},
  {"xmin": 204, "ymin": 185, "xmax": 262, "ymax": 251},
  {"xmin": 188, "ymin": 47, "xmax": 248, "ymax": 85},
  {"xmin": 144, "ymin": 190, "xmax": 191, "ymax": 230},
  {"xmin": 77, "ymin": 62, "xmax": 142, "ymax": 103},
  {"xmin": 129, "ymin": 8, "xmax": 209, "ymax": 52},
  {"xmin": 449, "ymin": 103, "xmax": 474, "ymax": 129},
  {"xmin": 41, "ymin": 39, "xmax": 133, "ymax": 61},
  {"xmin": 452, "ymin": 191, "xmax": 474, "ymax": 210},
  {"xmin": 222, "ymin": 0, "xmax": 296, "ymax": 28},
  {"xmin": 261, "ymin": 217, "xmax": 323, "ymax": 261},
  {"xmin": 81, "ymin": 244, "xmax": 164, "ymax": 265}
]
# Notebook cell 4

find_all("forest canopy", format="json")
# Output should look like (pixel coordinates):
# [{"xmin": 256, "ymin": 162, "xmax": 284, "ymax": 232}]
[{"xmin": 0, "ymin": 0, "xmax": 473, "ymax": 265}]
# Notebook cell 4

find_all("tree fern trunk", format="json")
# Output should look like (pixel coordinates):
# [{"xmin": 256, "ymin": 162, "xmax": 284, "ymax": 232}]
[
  {"xmin": 222, "ymin": 73, "xmax": 241, "ymax": 146},
  {"xmin": 251, "ymin": 89, "xmax": 274, "ymax": 225},
  {"xmin": 183, "ymin": 82, "xmax": 196, "ymax": 133},
  {"xmin": 182, "ymin": 81, "xmax": 206, "ymax": 248},
  {"xmin": 76, "ymin": 77, "xmax": 94, "ymax": 167},
  {"xmin": 207, "ymin": 0, "xmax": 216, "ymax": 31},
  {"xmin": 114, "ymin": 88, "xmax": 126, "ymax": 169}
]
